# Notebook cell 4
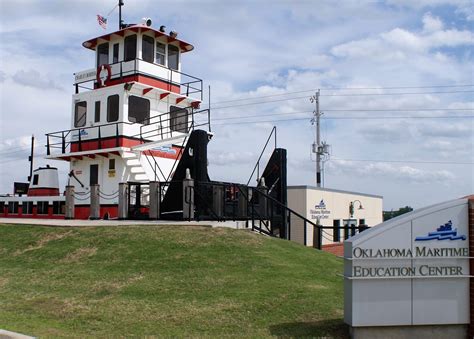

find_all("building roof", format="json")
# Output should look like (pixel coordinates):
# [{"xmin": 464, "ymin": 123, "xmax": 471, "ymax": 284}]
[
  {"xmin": 82, "ymin": 24, "xmax": 194, "ymax": 53},
  {"xmin": 287, "ymin": 185, "xmax": 383, "ymax": 199}
]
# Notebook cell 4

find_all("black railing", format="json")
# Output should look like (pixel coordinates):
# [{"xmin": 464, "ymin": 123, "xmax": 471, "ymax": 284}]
[
  {"xmin": 45, "ymin": 108, "xmax": 211, "ymax": 156},
  {"xmin": 246, "ymin": 126, "xmax": 277, "ymax": 186},
  {"xmin": 74, "ymin": 58, "xmax": 203, "ymax": 101}
]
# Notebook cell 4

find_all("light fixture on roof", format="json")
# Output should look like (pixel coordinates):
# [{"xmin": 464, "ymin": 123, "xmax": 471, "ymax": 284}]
[
  {"xmin": 124, "ymin": 82, "xmax": 134, "ymax": 91},
  {"xmin": 159, "ymin": 25, "xmax": 166, "ymax": 32},
  {"xmin": 169, "ymin": 30, "xmax": 178, "ymax": 38},
  {"xmin": 142, "ymin": 17, "xmax": 152, "ymax": 27}
]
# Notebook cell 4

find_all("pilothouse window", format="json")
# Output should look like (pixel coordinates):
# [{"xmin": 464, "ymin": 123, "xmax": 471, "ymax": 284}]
[
  {"xmin": 156, "ymin": 42, "xmax": 166, "ymax": 65},
  {"xmin": 74, "ymin": 101, "xmax": 87, "ymax": 127},
  {"xmin": 124, "ymin": 34, "xmax": 137, "ymax": 61},
  {"xmin": 129, "ymin": 96, "xmax": 150, "ymax": 124},
  {"xmin": 97, "ymin": 43, "xmax": 109, "ymax": 66},
  {"xmin": 168, "ymin": 45, "xmax": 179, "ymax": 70},
  {"xmin": 142, "ymin": 35, "xmax": 154, "ymax": 63}
]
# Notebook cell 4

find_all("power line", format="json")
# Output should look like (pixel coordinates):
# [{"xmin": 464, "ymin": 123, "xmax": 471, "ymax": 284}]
[
  {"xmin": 209, "ymin": 84, "xmax": 474, "ymax": 105},
  {"xmin": 331, "ymin": 158, "xmax": 473, "ymax": 165},
  {"xmin": 212, "ymin": 90, "xmax": 474, "ymax": 110}
]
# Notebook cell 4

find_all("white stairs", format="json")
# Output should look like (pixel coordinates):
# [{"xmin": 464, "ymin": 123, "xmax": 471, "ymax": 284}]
[{"xmin": 121, "ymin": 150, "xmax": 148, "ymax": 182}]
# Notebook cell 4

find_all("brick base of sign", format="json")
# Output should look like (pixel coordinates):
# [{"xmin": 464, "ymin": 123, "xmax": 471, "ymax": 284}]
[
  {"xmin": 469, "ymin": 197, "xmax": 474, "ymax": 338},
  {"xmin": 322, "ymin": 243, "xmax": 344, "ymax": 256}
]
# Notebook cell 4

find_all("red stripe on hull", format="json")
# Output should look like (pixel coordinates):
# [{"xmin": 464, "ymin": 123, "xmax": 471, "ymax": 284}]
[{"xmin": 27, "ymin": 188, "xmax": 60, "ymax": 197}]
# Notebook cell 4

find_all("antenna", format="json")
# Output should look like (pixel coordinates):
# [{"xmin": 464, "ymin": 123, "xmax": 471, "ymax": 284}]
[
  {"xmin": 27, "ymin": 135, "xmax": 34, "ymax": 182},
  {"xmin": 119, "ymin": 0, "xmax": 124, "ymax": 29}
]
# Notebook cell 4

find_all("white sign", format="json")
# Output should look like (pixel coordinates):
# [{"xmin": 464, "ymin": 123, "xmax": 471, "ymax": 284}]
[
  {"xmin": 74, "ymin": 68, "xmax": 96, "ymax": 84},
  {"xmin": 344, "ymin": 198, "xmax": 470, "ymax": 327}
]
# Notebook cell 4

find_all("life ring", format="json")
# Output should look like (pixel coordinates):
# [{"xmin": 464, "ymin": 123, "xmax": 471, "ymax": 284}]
[{"xmin": 96, "ymin": 64, "xmax": 112, "ymax": 87}]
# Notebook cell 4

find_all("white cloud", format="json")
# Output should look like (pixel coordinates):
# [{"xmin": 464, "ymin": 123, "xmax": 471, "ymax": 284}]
[{"xmin": 422, "ymin": 12, "xmax": 444, "ymax": 32}]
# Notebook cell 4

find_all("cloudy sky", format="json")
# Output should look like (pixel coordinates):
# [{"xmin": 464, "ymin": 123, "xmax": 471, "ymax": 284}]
[{"xmin": 0, "ymin": 0, "xmax": 473, "ymax": 210}]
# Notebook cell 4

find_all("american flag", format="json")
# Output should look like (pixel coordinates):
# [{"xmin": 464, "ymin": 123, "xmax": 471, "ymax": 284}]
[{"xmin": 97, "ymin": 15, "xmax": 107, "ymax": 29}]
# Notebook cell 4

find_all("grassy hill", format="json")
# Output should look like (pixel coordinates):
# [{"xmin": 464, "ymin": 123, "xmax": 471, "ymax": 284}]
[{"xmin": 0, "ymin": 224, "xmax": 346, "ymax": 338}]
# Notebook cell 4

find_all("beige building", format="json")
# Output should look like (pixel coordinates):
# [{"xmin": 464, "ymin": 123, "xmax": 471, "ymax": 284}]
[{"xmin": 287, "ymin": 186, "xmax": 383, "ymax": 247}]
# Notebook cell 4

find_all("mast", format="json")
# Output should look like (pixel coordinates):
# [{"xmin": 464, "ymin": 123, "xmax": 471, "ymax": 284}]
[
  {"xmin": 119, "ymin": 0, "xmax": 124, "ymax": 29},
  {"xmin": 28, "ymin": 135, "xmax": 34, "ymax": 182}
]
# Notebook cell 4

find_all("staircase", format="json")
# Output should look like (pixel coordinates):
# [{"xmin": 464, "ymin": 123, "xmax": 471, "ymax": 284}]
[{"xmin": 121, "ymin": 150, "xmax": 148, "ymax": 182}]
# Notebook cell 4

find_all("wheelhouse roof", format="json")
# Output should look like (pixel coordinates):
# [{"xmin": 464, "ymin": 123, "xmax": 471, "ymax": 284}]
[{"xmin": 82, "ymin": 24, "xmax": 194, "ymax": 53}]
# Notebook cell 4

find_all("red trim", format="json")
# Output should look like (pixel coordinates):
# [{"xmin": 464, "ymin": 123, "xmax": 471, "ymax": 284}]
[
  {"xmin": 70, "ymin": 136, "xmax": 183, "ymax": 159},
  {"xmin": 176, "ymin": 97, "xmax": 186, "ymax": 104},
  {"xmin": 160, "ymin": 93, "xmax": 170, "ymax": 100},
  {"xmin": 143, "ymin": 88, "xmax": 153, "ymax": 96},
  {"xmin": 102, "ymin": 75, "xmax": 180, "ymax": 94},
  {"xmin": 74, "ymin": 205, "xmax": 119, "ymax": 219},
  {"xmin": 27, "ymin": 188, "xmax": 60, "ymax": 197},
  {"xmin": 191, "ymin": 101, "xmax": 201, "ymax": 109}
]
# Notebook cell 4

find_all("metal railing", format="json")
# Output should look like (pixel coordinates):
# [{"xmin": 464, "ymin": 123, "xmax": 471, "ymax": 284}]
[
  {"xmin": 246, "ymin": 126, "xmax": 277, "ymax": 186},
  {"xmin": 74, "ymin": 58, "xmax": 203, "ymax": 101},
  {"xmin": 45, "ymin": 108, "xmax": 211, "ymax": 156}
]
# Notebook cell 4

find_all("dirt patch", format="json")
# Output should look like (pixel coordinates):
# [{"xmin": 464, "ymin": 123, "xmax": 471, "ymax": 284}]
[
  {"xmin": 0, "ymin": 277, "xmax": 9, "ymax": 288},
  {"xmin": 92, "ymin": 273, "xmax": 145, "ymax": 298},
  {"xmin": 14, "ymin": 230, "xmax": 74, "ymax": 255},
  {"xmin": 60, "ymin": 247, "xmax": 97, "ymax": 263}
]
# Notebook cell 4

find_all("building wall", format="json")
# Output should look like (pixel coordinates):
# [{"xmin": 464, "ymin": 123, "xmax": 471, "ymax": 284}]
[{"xmin": 288, "ymin": 186, "xmax": 383, "ymax": 246}]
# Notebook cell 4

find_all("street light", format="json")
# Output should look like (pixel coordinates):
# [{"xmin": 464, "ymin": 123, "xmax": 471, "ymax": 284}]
[{"xmin": 349, "ymin": 200, "xmax": 364, "ymax": 218}]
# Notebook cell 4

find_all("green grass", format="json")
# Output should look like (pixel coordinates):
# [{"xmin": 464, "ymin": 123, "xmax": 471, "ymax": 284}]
[{"xmin": 0, "ymin": 224, "xmax": 346, "ymax": 338}]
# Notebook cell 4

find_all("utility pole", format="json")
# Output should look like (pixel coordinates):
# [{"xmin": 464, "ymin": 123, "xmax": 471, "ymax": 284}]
[
  {"xmin": 119, "ymin": 0, "xmax": 124, "ymax": 29},
  {"xmin": 310, "ymin": 90, "xmax": 322, "ymax": 187},
  {"xmin": 28, "ymin": 135, "xmax": 34, "ymax": 182}
]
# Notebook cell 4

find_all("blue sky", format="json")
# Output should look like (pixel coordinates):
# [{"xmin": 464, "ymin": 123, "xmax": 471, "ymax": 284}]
[{"xmin": 0, "ymin": 0, "xmax": 473, "ymax": 210}]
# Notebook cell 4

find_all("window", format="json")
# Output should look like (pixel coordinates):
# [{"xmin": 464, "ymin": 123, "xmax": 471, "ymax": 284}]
[
  {"xmin": 333, "ymin": 220, "xmax": 341, "ymax": 242},
  {"xmin": 107, "ymin": 95, "xmax": 119, "ymax": 122},
  {"xmin": 168, "ymin": 44, "xmax": 179, "ymax": 70},
  {"xmin": 8, "ymin": 202, "xmax": 18, "ymax": 214},
  {"xmin": 37, "ymin": 201, "xmax": 49, "ymax": 215},
  {"xmin": 359, "ymin": 219, "xmax": 365, "ymax": 225},
  {"xmin": 113, "ymin": 43, "xmax": 119, "ymax": 63},
  {"xmin": 128, "ymin": 96, "xmax": 150, "ymax": 124},
  {"xmin": 22, "ymin": 201, "xmax": 33, "ymax": 214},
  {"xmin": 52, "ymin": 201, "xmax": 65, "ymax": 215},
  {"xmin": 142, "ymin": 35, "xmax": 154, "ymax": 63},
  {"xmin": 124, "ymin": 34, "xmax": 137, "ymax": 61},
  {"xmin": 32, "ymin": 174, "xmax": 39, "ymax": 185},
  {"xmin": 170, "ymin": 106, "xmax": 188, "ymax": 133},
  {"xmin": 0, "ymin": 202, "xmax": 5, "ymax": 214},
  {"xmin": 94, "ymin": 101, "xmax": 101, "ymax": 123},
  {"xmin": 74, "ymin": 101, "xmax": 87, "ymax": 127},
  {"xmin": 97, "ymin": 42, "xmax": 109, "ymax": 66},
  {"xmin": 156, "ymin": 42, "xmax": 166, "ymax": 65},
  {"xmin": 109, "ymin": 159, "xmax": 115, "ymax": 170}
]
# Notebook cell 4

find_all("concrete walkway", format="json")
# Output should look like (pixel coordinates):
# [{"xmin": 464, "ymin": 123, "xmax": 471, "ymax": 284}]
[
  {"xmin": 0, "ymin": 329, "xmax": 35, "ymax": 339},
  {"xmin": 0, "ymin": 218, "xmax": 248, "ymax": 229}
]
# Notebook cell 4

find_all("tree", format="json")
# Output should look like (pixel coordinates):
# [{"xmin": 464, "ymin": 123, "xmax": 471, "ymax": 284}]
[{"xmin": 383, "ymin": 206, "xmax": 413, "ymax": 221}]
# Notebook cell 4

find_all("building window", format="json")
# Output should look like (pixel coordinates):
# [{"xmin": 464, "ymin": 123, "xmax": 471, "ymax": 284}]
[
  {"xmin": 107, "ymin": 95, "xmax": 119, "ymax": 122},
  {"xmin": 156, "ymin": 42, "xmax": 166, "ymax": 65},
  {"xmin": 37, "ymin": 201, "xmax": 49, "ymax": 215},
  {"xmin": 333, "ymin": 220, "xmax": 341, "ymax": 242},
  {"xmin": 97, "ymin": 42, "xmax": 109, "ymax": 66},
  {"xmin": 94, "ymin": 101, "xmax": 101, "ymax": 123},
  {"xmin": 124, "ymin": 34, "xmax": 137, "ymax": 61},
  {"xmin": 52, "ymin": 201, "xmax": 65, "ymax": 215},
  {"xmin": 0, "ymin": 202, "xmax": 5, "ymax": 214},
  {"xmin": 142, "ymin": 35, "xmax": 154, "ymax": 63},
  {"xmin": 32, "ymin": 174, "xmax": 39, "ymax": 185},
  {"xmin": 8, "ymin": 202, "xmax": 19, "ymax": 214},
  {"xmin": 74, "ymin": 101, "xmax": 87, "ymax": 127},
  {"xmin": 22, "ymin": 201, "xmax": 33, "ymax": 214},
  {"xmin": 168, "ymin": 44, "xmax": 179, "ymax": 70},
  {"xmin": 359, "ymin": 219, "xmax": 365, "ymax": 225},
  {"xmin": 128, "ymin": 96, "xmax": 150, "ymax": 124},
  {"xmin": 109, "ymin": 159, "xmax": 115, "ymax": 170},
  {"xmin": 113, "ymin": 43, "xmax": 119, "ymax": 63},
  {"xmin": 170, "ymin": 106, "xmax": 188, "ymax": 133}
]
